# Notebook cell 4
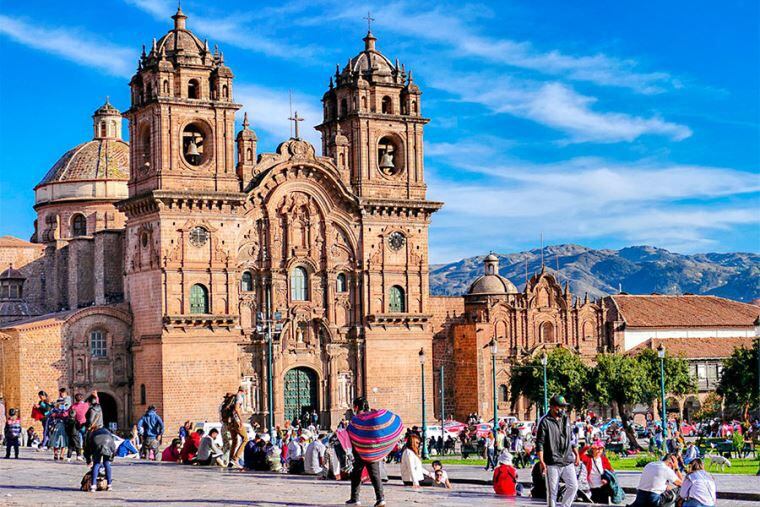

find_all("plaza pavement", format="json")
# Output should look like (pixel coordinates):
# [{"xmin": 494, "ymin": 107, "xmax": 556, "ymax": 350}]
[{"xmin": 2, "ymin": 451, "xmax": 759, "ymax": 506}]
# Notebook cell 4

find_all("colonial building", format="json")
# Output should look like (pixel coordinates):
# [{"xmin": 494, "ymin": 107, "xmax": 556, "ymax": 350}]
[
  {"xmin": 0, "ymin": 8, "xmax": 440, "ymax": 431},
  {"xmin": 431, "ymin": 255, "xmax": 607, "ymax": 421},
  {"xmin": 605, "ymin": 294, "xmax": 757, "ymax": 421},
  {"xmin": 1, "ymin": 9, "xmax": 756, "ymax": 432}
]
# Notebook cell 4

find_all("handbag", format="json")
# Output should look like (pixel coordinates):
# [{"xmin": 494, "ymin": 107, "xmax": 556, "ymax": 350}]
[{"xmin": 31, "ymin": 406, "xmax": 44, "ymax": 421}]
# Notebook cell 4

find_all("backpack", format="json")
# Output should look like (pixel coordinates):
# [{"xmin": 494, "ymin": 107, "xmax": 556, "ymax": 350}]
[
  {"xmin": 80, "ymin": 468, "xmax": 108, "ymax": 491},
  {"xmin": 602, "ymin": 470, "xmax": 626, "ymax": 504},
  {"xmin": 220, "ymin": 394, "xmax": 236, "ymax": 422}
]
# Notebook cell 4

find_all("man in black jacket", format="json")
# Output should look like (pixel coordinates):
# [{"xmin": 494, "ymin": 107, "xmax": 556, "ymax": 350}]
[{"xmin": 536, "ymin": 395, "xmax": 580, "ymax": 507}]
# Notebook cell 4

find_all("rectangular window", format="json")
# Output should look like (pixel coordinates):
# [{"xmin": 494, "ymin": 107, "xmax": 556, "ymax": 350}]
[{"xmin": 90, "ymin": 330, "xmax": 106, "ymax": 357}]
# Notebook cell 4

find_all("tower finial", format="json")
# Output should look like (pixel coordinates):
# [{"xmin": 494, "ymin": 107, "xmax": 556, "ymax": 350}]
[
  {"xmin": 242, "ymin": 112, "xmax": 250, "ymax": 129},
  {"xmin": 172, "ymin": 2, "xmax": 187, "ymax": 30},
  {"xmin": 289, "ymin": 111, "xmax": 304, "ymax": 140}
]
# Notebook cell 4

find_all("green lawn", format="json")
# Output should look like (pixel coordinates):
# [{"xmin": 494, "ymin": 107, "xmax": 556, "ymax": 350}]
[
  {"xmin": 608, "ymin": 454, "xmax": 760, "ymax": 475},
  {"xmin": 421, "ymin": 454, "xmax": 760, "ymax": 475}
]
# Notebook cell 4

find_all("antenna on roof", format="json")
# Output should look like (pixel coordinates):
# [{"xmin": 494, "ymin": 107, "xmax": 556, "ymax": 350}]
[{"xmin": 540, "ymin": 232, "xmax": 544, "ymax": 271}]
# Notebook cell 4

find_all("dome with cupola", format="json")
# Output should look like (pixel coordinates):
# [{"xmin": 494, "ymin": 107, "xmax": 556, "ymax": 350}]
[
  {"xmin": 337, "ymin": 32, "xmax": 407, "ymax": 86},
  {"xmin": 35, "ymin": 99, "xmax": 129, "ymax": 206},
  {"xmin": 467, "ymin": 253, "xmax": 518, "ymax": 297}
]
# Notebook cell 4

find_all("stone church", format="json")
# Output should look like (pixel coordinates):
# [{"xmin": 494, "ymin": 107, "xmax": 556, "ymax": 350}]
[{"xmin": 0, "ymin": 8, "xmax": 613, "ymax": 431}]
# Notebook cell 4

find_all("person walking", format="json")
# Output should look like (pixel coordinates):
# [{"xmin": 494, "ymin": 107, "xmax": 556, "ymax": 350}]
[
  {"xmin": 536, "ymin": 394, "xmax": 580, "ymax": 507},
  {"xmin": 346, "ymin": 397, "xmax": 403, "ymax": 507},
  {"xmin": 137, "ymin": 405, "xmax": 164, "ymax": 460},
  {"xmin": 4, "ymin": 408, "xmax": 22, "ymax": 459},
  {"xmin": 484, "ymin": 432, "xmax": 496, "ymax": 471},
  {"xmin": 221, "ymin": 389, "xmax": 249, "ymax": 468},
  {"xmin": 35, "ymin": 391, "xmax": 53, "ymax": 450}
]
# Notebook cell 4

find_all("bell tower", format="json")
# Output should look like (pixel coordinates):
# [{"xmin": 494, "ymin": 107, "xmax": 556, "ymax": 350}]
[
  {"xmin": 315, "ymin": 30, "xmax": 425, "ymax": 200},
  {"xmin": 316, "ymin": 27, "xmax": 441, "ymax": 425},
  {"xmin": 124, "ymin": 5, "xmax": 240, "ymax": 196},
  {"xmin": 118, "ymin": 7, "xmax": 247, "ymax": 432}
]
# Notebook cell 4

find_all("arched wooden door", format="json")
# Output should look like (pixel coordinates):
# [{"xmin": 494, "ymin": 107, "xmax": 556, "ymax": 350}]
[{"xmin": 283, "ymin": 367, "xmax": 318, "ymax": 423}]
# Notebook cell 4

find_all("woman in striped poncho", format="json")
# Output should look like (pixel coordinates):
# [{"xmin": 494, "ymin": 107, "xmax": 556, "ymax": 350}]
[{"xmin": 346, "ymin": 397, "xmax": 403, "ymax": 507}]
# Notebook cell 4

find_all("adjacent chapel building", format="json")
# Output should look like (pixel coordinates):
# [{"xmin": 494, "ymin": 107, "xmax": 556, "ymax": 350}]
[{"xmin": 1, "ymin": 9, "xmax": 753, "ymax": 431}]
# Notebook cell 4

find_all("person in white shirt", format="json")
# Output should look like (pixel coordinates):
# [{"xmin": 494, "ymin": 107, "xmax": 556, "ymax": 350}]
[
  {"xmin": 400, "ymin": 435, "xmax": 433, "ymax": 487},
  {"xmin": 631, "ymin": 453, "xmax": 683, "ymax": 506},
  {"xmin": 197, "ymin": 428, "xmax": 225, "ymax": 466},
  {"xmin": 430, "ymin": 460, "xmax": 452, "ymax": 489},
  {"xmin": 679, "ymin": 459, "xmax": 716, "ymax": 507},
  {"xmin": 287, "ymin": 436, "xmax": 305, "ymax": 473},
  {"xmin": 304, "ymin": 435, "xmax": 327, "ymax": 475}
]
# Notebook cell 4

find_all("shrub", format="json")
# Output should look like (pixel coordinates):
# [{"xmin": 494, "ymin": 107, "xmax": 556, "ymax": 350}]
[{"xmin": 635, "ymin": 454, "xmax": 658, "ymax": 468}]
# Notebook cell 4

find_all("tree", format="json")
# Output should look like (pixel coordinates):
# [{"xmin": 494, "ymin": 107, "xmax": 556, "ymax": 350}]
[
  {"xmin": 636, "ymin": 348, "xmax": 696, "ymax": 407},
  {"xmin": 510, "ymin": 348, "xmax": 590, "ymax": 413},
  {"xmin": 587, "ymin": 353, "xmax": 650, "ymax": 450},
  {"xmin": 693, "ymin": 392, "xmax": 722, "ymax": 421},
  {"xmin": 717, "ymin": 343, "xmax": 759, "ymax": 421},
  {"xmin": 587, "ymin": 350, "xmax": 694, "ymax": 450}
]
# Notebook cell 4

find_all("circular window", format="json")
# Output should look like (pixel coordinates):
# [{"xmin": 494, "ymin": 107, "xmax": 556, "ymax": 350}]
[
  {"xmin": 189, "ymin": 226, "xmax": 209, "ymax": 247},
  {"xmin": 388, "ymin": 231, "xmax": 406, "ymax": 251},
  {"xmin": 181, "ymin": 122, "xmax": 211, "ymax": 166}
]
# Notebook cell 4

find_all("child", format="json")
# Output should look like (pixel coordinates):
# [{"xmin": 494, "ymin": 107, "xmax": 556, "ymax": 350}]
[
  {"xmin": 26, "ymin": 427, "xmax": 40, "ymax": 448},
  {"xmin": 493, "ymin": 450, "xmax": 518, "ymax": 496},
  {"xmin": 4, "ymin": 408, "xmax": 22, "ymax": 458}
]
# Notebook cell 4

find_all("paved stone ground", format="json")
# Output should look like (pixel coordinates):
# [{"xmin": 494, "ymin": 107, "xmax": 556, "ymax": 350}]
[{"xmin": 2, "ymin": 452, "xmax": 759, "ymax": 506}]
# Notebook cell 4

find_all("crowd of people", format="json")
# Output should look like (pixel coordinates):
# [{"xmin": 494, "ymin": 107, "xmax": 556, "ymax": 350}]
[{"xmin": 1, "ymin": 387, "xmax": 755, "ymax": 506}]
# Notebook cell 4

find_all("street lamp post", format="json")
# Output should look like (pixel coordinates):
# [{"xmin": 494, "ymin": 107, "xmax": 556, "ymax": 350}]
[
  {"xmin": 419, "ymin": 348, "xmax": 429, "ymax": 459},
  {"xmin": 541, "ymin": 352, "xmax": 548, "ymax": 416},
  {"xmin": 658, "ymin": 344, "xmax": 668, "ymax": 451},
  {"xmin": 755, "ymin": 317, "xmax": 760, "ymax": 419},
  {"xmin": 256, "ymin": 310, "xmax": 283, "ymax": 442},
  {"xmin": 490, "ymin": 339, "xmax": 498, "ymax": 434}
]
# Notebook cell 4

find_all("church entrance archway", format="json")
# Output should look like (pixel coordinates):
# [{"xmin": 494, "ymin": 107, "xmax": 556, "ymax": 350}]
[
  {"xmin": 283, "ymin": 367, "xmax": 318, "ymax": 424},
  {"xmin": 98, "ymin": 392, "xmax": 118, "ymax": 430}
]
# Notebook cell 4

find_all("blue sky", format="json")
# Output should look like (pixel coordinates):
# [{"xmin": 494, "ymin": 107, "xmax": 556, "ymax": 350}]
[{"xmin": 0, "ymin": 0, "xmax": 758, "ymax": 263}]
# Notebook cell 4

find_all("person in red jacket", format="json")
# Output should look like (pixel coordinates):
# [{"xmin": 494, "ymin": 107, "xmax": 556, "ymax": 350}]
[
  {"xmin": 179, "ymin": 429, "xmax": 203, "ymax": 464},
  {"xmin": 492, "ymin": 450, "xmax": 518, "ymax": 496},
  {"xmin": 580, "ymin": 440, "xmax": 614, "ymax": 504}
]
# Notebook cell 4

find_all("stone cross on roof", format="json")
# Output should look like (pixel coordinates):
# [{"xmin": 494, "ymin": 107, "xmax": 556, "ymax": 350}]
[
  {"xmin": 289, "ymin": 111, "xmax": 304, "ymax": 139},
  {"xmin": 364, "ymin": 11, "xmax": 375, "ymax": 32}
]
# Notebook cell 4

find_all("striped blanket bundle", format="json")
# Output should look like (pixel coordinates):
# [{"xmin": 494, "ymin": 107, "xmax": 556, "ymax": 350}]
[{"xmin": 347, "ymin": 409, "xmax": 404, "ymax": 462}]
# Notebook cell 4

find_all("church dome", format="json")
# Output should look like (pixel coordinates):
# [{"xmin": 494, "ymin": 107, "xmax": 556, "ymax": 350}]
[
  {"xmin": 466, "ymin": 253, "xmax": 518, "ymax": 296},
  {"xmin": 468, "ymin": 274, "xmax": 518, "ymax": 296},
  {"xmin": 339, "ymin": 32, "xmax": 404, "ymax": 85},
  {"xmin": 34, "ymin": 100, "xmax": 129, "ymax": 205},
  {"xmin": 36, "ymin": 139, "xmax": 129, "ymax": 187}
]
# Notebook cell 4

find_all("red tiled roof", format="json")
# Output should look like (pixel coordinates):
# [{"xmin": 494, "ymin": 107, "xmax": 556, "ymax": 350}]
[
  {"xmin": 627, "ymin": 337, "xmax": 755, "ymax": 359},
  {"xmin": 609, "ymin": 295, "xmax": 759, "ymax": 328}
]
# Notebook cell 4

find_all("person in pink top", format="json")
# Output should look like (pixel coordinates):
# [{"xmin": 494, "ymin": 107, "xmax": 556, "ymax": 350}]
[{"xmin": 70, "ymin": 393, "xmax": 89, "ymax": 425}]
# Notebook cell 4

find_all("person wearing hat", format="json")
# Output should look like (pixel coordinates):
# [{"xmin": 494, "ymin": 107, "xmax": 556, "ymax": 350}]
[
  {"xmin": 535, "ymin": 394, "xmax": 580, "ymax": 507},
  {"xmin": 493, "ymin": 449, "xmax": 519, "ymax": 496},
  {"xmin": 580, "ymin": 440, "xmax": 615, "ymax": 504}
]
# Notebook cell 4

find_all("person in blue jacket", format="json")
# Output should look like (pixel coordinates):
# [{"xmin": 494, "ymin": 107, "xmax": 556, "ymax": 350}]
[{"xmin": 137, "ymin": 405, "xmax": 164, "ymax": 460}]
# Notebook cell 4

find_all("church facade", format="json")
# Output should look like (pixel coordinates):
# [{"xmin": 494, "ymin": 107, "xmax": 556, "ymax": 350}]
[
  {"xmin": 0, "ymin": 9, "xmax": 442, "ymax": 431},
  {"xmin": 15, "ymin": 9, "xmax": 748, "ymax": 431}
]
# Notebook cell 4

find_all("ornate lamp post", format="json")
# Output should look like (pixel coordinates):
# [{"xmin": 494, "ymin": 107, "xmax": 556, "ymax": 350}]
[
  {"xmin": 490, "ymin": 339, "xmax": 498, "ymax": 434},
  {"xmin": 658, "ymin": 344, "xmax": 668, "ymax": 451},
  {"xmin": 256, "ymin": 309, "xmax": 283, "ymax": 441},
  {"xmin": 419, "ymin": 348, "xmax": 429, "ymax": 459},
  {"xmin": 541, "ymin": 352, "xmax": 548, "ymax": 416}
]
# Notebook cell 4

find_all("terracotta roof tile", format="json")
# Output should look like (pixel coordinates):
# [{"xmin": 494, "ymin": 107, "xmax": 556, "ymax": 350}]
[
  {"xmin": 609, "ymin": 295, "xmax": 759, "ymax": 328},
  {"xmin": 627, "ymin": 337, "xmax": 755, "ymax": 359}
]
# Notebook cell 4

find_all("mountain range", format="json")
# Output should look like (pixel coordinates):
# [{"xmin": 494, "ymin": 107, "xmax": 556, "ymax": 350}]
[{"xmin": 429, "ymin": 244, "xmax": 760, "ymax": 303}]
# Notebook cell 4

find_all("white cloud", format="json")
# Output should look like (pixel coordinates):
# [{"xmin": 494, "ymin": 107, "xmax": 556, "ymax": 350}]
[
  {"xmin": 425, "ymin": 151, "xmax": 759, "ymax": 262},
  {"xmin": 235, "ymin": 84, "xmax": 322, "ymax": 147},
  {"xmin": 430, "ymin": 73, "xmax": 691, "ymax": 143},
  {"xmin": 313, "ymin": 1, "xmax": 675, "ymax": 95},
  {"xmin": 0, "ymin": 15, "xmax": 134, "ymax": 77}
]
